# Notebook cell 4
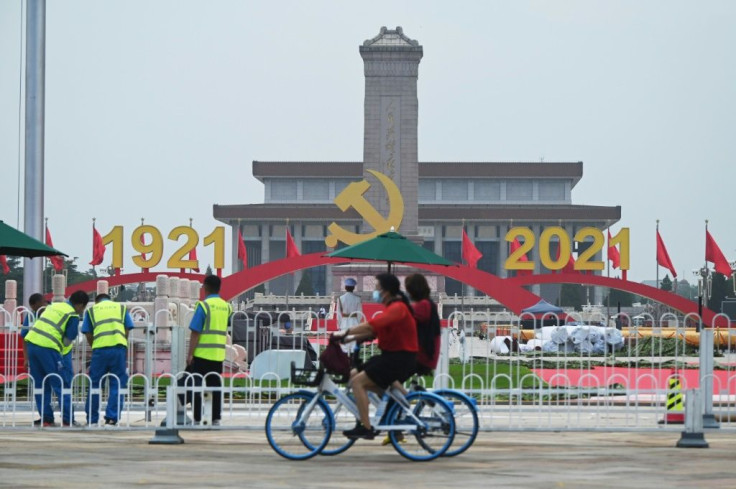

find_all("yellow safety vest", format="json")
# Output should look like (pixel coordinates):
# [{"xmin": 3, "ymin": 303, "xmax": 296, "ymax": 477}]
[
  {"xmin": 25, "ymin": 302, "xmax": 77, "ymax": 353},
  {"xmin": 88, "ymin": 300, "xmax": 128, "ymax": 349},
  {"xmin": 192, "ymin": 296, "xmax": 231, "ymax": 362}
]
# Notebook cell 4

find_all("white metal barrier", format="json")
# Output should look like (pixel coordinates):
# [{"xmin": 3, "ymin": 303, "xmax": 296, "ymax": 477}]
[{"xmin": 1, "ymin": 305, "xmax": 735, "ymax": 442}]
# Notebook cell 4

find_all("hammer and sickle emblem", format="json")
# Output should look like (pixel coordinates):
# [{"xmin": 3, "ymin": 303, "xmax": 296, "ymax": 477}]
[{"xmin": 325, "ymin": 169, "xmax": 404, "ymax": 248}]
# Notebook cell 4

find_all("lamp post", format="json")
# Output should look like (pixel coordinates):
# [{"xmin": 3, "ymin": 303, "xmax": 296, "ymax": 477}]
[{"xmin": 693, "ymin": 267, "xmax": 712, "ymax": 332}]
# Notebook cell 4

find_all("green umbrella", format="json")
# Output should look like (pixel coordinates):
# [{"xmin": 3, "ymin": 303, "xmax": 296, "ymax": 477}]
[
  {"xmin": 0, "ymin": 220, "xmax": 67, "ymax": 258},
  {"xmin": 326, "ymin": 231, "xmax": 454, "ymax": 272}
]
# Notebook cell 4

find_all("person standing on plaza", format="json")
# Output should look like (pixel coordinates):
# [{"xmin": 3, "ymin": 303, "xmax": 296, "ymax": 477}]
[
  {"xmin": 20, "ymin": 293, "xmax": 47, "ymax": 372},
  {"xmin": 82, "ymin": 293, "xmax": 135, "ymax": 427},
  {"xmin": 337, "ymin": 278, "xmax": 363, "ymax": 331},
  {"xmin": 337, "ymin": 277, "xmax": 362, "ymax": 352},
  {"xmin": 24, "ymin": 290, "xmax": 89, "ymax": 427},
  {"xmin": 184, "ymin": 275, "xmax": 232, "ymax": 426}
]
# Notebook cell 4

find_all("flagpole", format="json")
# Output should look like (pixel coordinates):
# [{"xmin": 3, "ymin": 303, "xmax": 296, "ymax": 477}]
[
  {"xmin": 704, "ymin": 219, "xmax": 709, "ymax": 272},
  {"xmin": 606, "ymin": 221, "xmax": 610, "ymax": 327},
  {"xmin": 189, "ymin": 218, "xmax": 193, "ymax": 274},
  {"xmin": 91, "ymin": 217, "xmax": 95, "ymax": 273},
  {"xmin": 461, "ymin": 219, "xmax": 466, "ymax": 315},
  {"xmin": 285, "ymin": 218, "xmax": 290, "ymax": 311},
  {"xmin": 43, "ymin": 217, "xmax": 48, "ymax": 294},
  {"xmin": 656, "ymin": 220, "xmax": 659, "ymax": 291}
]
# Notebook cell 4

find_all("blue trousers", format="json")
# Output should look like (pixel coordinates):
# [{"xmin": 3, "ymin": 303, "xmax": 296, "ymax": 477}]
[
  {"xmin": 26, "ymin": 343, "xmax": 74, "ymax": 424},
  {"xmin": 85, "ymin": 346, "xmax": 128, "ymax": 424}
]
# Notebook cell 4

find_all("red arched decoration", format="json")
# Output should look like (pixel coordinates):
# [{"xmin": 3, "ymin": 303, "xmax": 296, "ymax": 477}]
[{"xmin": 55, "ymin": 253, "xmax": 719, "ymax": 326}]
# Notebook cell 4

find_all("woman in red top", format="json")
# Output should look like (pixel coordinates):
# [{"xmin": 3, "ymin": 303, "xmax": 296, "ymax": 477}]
[
  {"xmin": 339, "ymin": 273, "xmax": 417, "ymax": 440},
  {"xmin": 405, "ymin": 273, "xmax": 441, "ymax": 375}
]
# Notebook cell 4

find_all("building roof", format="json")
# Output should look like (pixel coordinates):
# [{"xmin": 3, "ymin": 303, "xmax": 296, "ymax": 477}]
[
  {"xmin": 213, "ymin": 204, "xmax": 362, "ymax": 223},
  {"xmin": 417, "ymin": 204, "xmax": 621, "ymax": 222},
  {"xmin": 252, "ymin": 161, "xmax": 584, "ymax": 187},
  {"xmin": 362, "ymin": 26, "xmax": 420, "ymax": 48},
  {"xmin": 213, "ymin": 203, "xmax": 620, "ymax": 224}
]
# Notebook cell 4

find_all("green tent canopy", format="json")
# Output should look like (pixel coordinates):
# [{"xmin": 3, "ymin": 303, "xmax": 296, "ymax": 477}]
[
  {"xmin": 326, "ymin": 231, "xmax": 454, "ymax": 271},
  {"xmin": 0, "ymin": 220, "xmax": 67, "ymax": 258}
]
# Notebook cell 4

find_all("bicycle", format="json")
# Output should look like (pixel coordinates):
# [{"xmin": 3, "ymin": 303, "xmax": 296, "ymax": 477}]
[
  {"xmin": 320, "ymin": 340, "xmax": 479, "ymax": 458},
  {"xmin": 264, "ymin": 364, "xmax": 456, "ymax": 461},
  {"xmin": 322, "ymin": 376, "xmax": 479, "ymax": 458}
]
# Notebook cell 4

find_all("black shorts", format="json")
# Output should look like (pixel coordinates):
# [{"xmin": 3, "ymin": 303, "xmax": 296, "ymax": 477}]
[{"xmin": 362, "ymin": 351, "xmax": 417, "ymax": 389}]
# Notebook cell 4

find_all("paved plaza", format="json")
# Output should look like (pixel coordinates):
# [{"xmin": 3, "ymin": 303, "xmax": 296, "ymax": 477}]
[{"xmin": 0, "ymin": 429, "xmax": 734, "ymax": 488}]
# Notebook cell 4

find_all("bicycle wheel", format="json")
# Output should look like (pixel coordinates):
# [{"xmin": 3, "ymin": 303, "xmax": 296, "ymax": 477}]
[
  {"xmin": 433, "ymin": 389, "xmax": 479, "ymax": 456},
  {"xmin": 385, "ymin": 391, "xmax": 455, "ymax": 461},
  {"xmin": 295, "ymin": 393, "xmax": 356, "ymax": 456},
  {"xmin": 265, "ymin": 392, "xmax": 332, "ymax": 460},
  {"xmin": 319, "ymin": 396, "xmax": 357, "ymax": 455}
]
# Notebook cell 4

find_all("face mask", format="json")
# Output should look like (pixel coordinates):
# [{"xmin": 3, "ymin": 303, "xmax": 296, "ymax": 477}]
[{"xmin": 372, "ymin": 290, "xmax": 382, "ymax": 303}]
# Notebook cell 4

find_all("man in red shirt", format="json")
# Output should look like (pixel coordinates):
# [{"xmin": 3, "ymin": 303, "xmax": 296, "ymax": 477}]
[{"xmin": 338, "ymin": 273, "xmax": 417, "ymax": 439}]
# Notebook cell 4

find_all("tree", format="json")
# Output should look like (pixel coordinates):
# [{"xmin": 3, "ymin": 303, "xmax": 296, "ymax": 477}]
[
  {"xmin": 660, "ymin": 274, "xmax": 673, "ymax": 292},
  {"xmin": 205, "ymin": 265, "xmax": 213, "ymax": 276},
  {"xmin": 0, "ymin": 256, "xmax": 24, "ymax": 300},
  {"xmin": 559, "ymin": 283, "xmax": 586, "ymax": 310},
  {"xmin": 1, "ymin": 257, "xmax": 98, "ymax": 303},
  {"xmin": 707, "ymin": 273, "xmax": 734, "ymax": 312},
  {"xmin": 295, "ymin": 270, "xmax": 315, "ymax": 296},
  {"xmin": 604, "ymin": 287, "xmax": 635, "ymax": 307}
]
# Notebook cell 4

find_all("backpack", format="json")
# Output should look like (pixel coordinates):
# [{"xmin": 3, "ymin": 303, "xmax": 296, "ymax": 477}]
[
  {"xmin": 416, "ymin": 299, "xmax": 441, "ymax": 365},
  {"xmin": 319, "ymin": 334, "xmax": 351, "ymax": 382}
]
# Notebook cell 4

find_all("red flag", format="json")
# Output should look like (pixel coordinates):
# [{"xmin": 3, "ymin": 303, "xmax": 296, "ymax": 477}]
[
  {"xmin": 555, "ymin": 240, "xmax": 576, "ymax": 273},
  {"xmin": 461, "ymin": 229, "xmax": 483, "ymax": 268},
  {"xmin": 706, "ymin": 230, "xmax": 732, "ymax": 276},
  {"xmin": 45, "ymin": 227, "xmax": 64, "ymax": 272},
  {"xmin": 510, "ymin": 236, "xmax": 533, "ymax": 276},
  {"xmin": 607, "ymin": 230, "xmax": 621, "ymax": 269},
  {"xmin": 189, "ymin": 246, "xmax": 200, "ymax": 272},
  {"xmin": 237, "ymin": 230, "xmax": 248, "ymax": 269},
  {"xmin": 286, "ymin": 228, "xmax": 301, "ymax": 258},
  {"xmin": 656, "ymin": 230, "xmax": 677, "ymax": 278},
  {"xmin": 89, "ymin": 226, "xmax": 106, "ymax": 266},
  {"xmin": 0, "ymin": 255, "xmax": 9, "ymax": 275}
]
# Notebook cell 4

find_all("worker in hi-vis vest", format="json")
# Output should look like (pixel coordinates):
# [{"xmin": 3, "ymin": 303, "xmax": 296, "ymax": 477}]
[
  {"xmin": 183, "ymin": 275, "xmax": 231, "ymax": 425},
  {"xmin": 23, "ymin": 291, "xmax": 89, "ymax": 427},
  {"xmin": 21, "ymin": 293, "xmax": 76, "ymax": 384},
  {"xmin": 82, "ymin": 293, "xmax": 134, "ymax": 427}
]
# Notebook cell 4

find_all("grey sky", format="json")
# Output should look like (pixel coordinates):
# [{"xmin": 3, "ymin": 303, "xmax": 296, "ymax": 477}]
[{"xmin": 1, "ymin": 1, "xmax": 734, "ymax": 283}]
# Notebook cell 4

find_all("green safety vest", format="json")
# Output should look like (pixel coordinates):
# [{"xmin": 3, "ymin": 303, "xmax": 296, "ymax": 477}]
[
  {"xmin": 25, "ymin": 302, "xmax": 77, "ymax": 353},
  {"xmin": 192, "ymin": 297, "xmax": 231, "ymax": 362},
  {"xmin": 88, "ymin": 300, "xmax": 128, "ymax": 349}
]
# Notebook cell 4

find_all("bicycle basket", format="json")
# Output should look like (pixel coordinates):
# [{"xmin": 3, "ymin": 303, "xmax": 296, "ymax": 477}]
[{"xmin": 291, "ymin": 362, "xmax": 323, "ymax": 387}]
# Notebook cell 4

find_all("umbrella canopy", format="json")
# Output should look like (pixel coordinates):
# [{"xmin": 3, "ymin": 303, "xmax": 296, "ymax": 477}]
[
  {"xmin": 0, "ymin": 220, "xmax": 67, "ymax": 258},
  {"xmin": 521, "ymin": 299, "xmax": 564, "ymax": 315},
  {"xmin": 326, "ymin": 231, "xmax": 454, "ymax": 270}
]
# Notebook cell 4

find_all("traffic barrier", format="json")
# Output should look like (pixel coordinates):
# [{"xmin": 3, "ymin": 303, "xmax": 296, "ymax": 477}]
[{"xmin": 659, "ymin": 374, "xmax": 685, "ymax": 424}]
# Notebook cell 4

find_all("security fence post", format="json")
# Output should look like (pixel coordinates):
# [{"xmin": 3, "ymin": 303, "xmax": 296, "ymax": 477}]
[
  {"xmin": 699, "ymin": 328, "xmax": 719, "ymax": 429},
  {"xmin": 676, "ymin": 388, "xmax": 708, "ymax": 448},
  {"xmin": 149, "ymin": 385, "xmax": 184, "ymax": 444},
  {"xmin": 145, "ymin": 320, "xmax": 155, "ymax": 422},
  {"xmin": 436, "ymin": 320, "xmax": 450, "ymax": 389}
]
